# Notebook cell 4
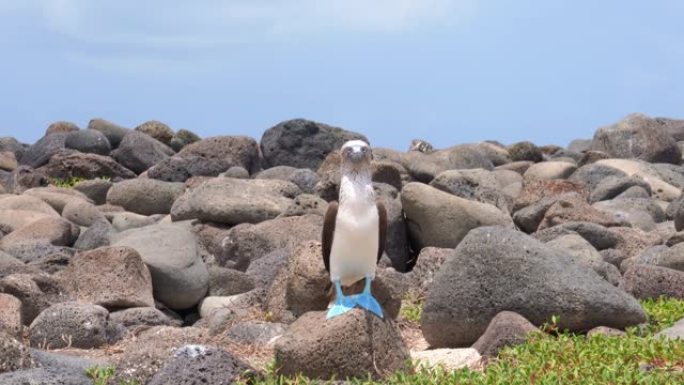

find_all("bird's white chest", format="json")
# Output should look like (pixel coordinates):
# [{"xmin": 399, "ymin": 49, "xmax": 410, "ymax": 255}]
[{"xmin": 329, "ymin": 203, "xmax": 379, "ymax": 285}]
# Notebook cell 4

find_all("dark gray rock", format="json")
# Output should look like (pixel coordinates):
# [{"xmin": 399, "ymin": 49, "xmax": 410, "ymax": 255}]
[
  {"xmin": 148, "ymin": 136, "xmax": 260, "ymax": 181},
  {"xmin": 402, "ymin": 144, "xmax": 494, "ymax": 183},
  {"xmin": 37, "ymin": 151, "xmax": 136, "ymax": 180},
  {"xmin": 135, "ymin": 120, "xmax": 174, "ymax": 145},
  {"xmin": 245, "ymin": 249, "xmax": 289, "ymax": 291},
  {"xmin": 257, "ymin": 166, "xmax": 320, "ymax": 194},
  {"xmin": 73, "ymin": 178, "xmax": 112, "ymax": 205},
  {"xmin": 569, "ymin": 163, "xmax": 628, "ymax": 192},
  {"xmin": 408, "ymin": 247, "xmax": 451, "ymax": 296},
  {"xmin": 218, "ymin": 214, "xmax": 322, "ymax": 271},
  {"xmin": 0, "ymin": 273, "xmax": 70, "ymax": 325},
  {"xmin": 619, "ymin": 265, "xmax": 684, "ymax": 299},
  {"xmin": 0, "ymin": 367, "xmax": 91, "ymax": 385},
  {"xmin": 472, "ymin": 311, "xmax": 539, "ymax": 357},
  {"xmin": 507, "ymin": 141, "xmax": 543, "ymax": 162},
  {"xmin": 225, "ymin": 320, "xmax": 287, "ymax": 344},
  {"xmin": 0, "ymin": 330, "xmax": 33, "ymax": 373},
  {"xmin": 88, "ymin": 118, "xmax": 130, "ymax": 148},
  {"xmin": 593, "ymin": 198, "xmax": 665, "ymax": 231},
  {"xmin": 568, "ymin": 139, "xmax": 592, "ymax": 153},
  {"xmin": 374, "ymin": 183, "xmax": 410, "ymax": 271},
  {"xmin": 591, "ymin": 113, "xmax": 681, "ymax": 164},
  {"xmin": 170, "ymin": 129, "xmax": 201, "ymax": 151},
  {"xmin": 45, "ymin": 121, "xmax": 79, "ymax": 136},
  {"xmin": 112, "ymin": 221, "xmax": 208, "ymax": 310},
  {"xmin": 589, "ymin": 176, "xmax": 651, "ymax": 203},
  {"xmin": 30, "ymin": 349, "xmax": 107, "ymax": 375},
  {"xmin": 274, "ymin": 309, "xmax": 409, "ymax": 380},
  {"xmin": 401, "ymin": 182, "xmax": 513, "ymax": 250},
  {"xmin": 430, "ymin": 169, "xmax": 512, "ymax": 213},
  {"xmin": 148, "ymin": 345, "xmax": 256, "ymax": 385},
  {"xmin": 261, "ymin": 119, "xmax": 367, "ymax": 169},
  {"xmin": 0, "ymin": 137, "xmax": 27, "ymax": 159},
  {"xmin": 656, "ymin": 117, "xmax": 684, "ymax": 141},
  {"xmin": 615, "ymin": 185, "xmax": 651, "ymax": 199},
  {"xmin": 220, "ymin": 166, "xmax": 250, "ymax": 179},
  {"xmin": 28, "ymin": 302, "xmax": 112, "ymax": 349},
  {"xmin": 208, "ymin": 266, "xmax": 255, "ymax": 297},
  {"xmin": 19, "ymin": 134, "xmax": 67, "ymax": 168},
  {"xmin": 107, "ymin": 178, "xmax": 184, "ymax": 215},
  {"xmin": 64, "ymin": 129, "xmax": 111, "ymax": 155},
  {"xmin": 422, "ymin": 226, "xmax": 647, "ymax": 347},
  {"xmin": 110, "ymin": 307, "xmax": 179, "ymax": 329},
  {"xmin": 170, "ymin": 178, "xmax": 297, "ymax": 225},
  {"xmin": 533, "ymin": 222, "xmax": 620, "ymax": 251},
  {"xmin": 73, "ymin": 218, "xmax": 112, "ymax": 250},
  {"xmin": 111, "ymin": 131, "xmax": 172, "ymax": 174},
  {"xmin": 57, "ymin": 246, "xmax": 154, "ymax": 309}
]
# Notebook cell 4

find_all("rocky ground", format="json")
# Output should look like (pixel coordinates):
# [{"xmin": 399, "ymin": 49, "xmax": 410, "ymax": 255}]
[{"xmin": 1, "ymin": 114, "xmax": 684, "ymax": 384}]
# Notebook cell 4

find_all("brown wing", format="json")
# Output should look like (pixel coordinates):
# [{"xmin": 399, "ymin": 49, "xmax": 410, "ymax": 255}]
[
  {"xmin": 322, "ymin": 201, "xmax": 338, "ymax": 272},
  {"xmin": 376, "ymin": 201, "xmax": 387, "ymax": 263}
]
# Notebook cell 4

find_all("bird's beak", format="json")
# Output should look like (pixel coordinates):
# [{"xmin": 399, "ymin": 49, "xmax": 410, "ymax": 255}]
[{"xmin": 349, "ymin": 146, "xmax": 364, "ymax": 162}]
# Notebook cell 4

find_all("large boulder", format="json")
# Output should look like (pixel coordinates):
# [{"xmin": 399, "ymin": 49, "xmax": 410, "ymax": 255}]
[
  {"xmin": 421, "ymin": 226, "xmax": 647, "ymax": 347},
  {"xmin": 593, "ymin": 198, "xmax": 665, "ymax": 231},
  {"xmin": 61, "ymin": 199, "xmax": 106, "ymax": 227},
  {"xmin": 28, "ymin": 302, "xmax": 112, "ymax": 349},
  {"xmin": 401, "ymin": 182, "xmax": 513, "ymax": 250},
  {"xmin": 513, "ymin": 179, "xmax": 587, "ymax": 212},
  {"xmin": 0, "ymin": 217, "xmax": 80, "ymax": 254},
  {"xmin": 73, "ymin": 178, "xmax": 112, "ymax": 205},
  {"xmin": 64, "ymin": 129, "xmax": 111, "ymax": 155},
  {"xmin": 591, "ymin": 113, "xmax": 681, "ymax": 164},
  {"xmin": 57, "ymin": 246, "xmax": 154, "ymax": 309},
  {"xmin": 112, "ymin": 131, "xmax": 173, "ymax": 174},
  {"xmin": 148, "ymin": 345, "xmax": 255, "ymax": 385},
  {"xmin": 619, "ymin": 265, "xmax": 684, "ymax": 299},
  {"xmin": 274, "ymin": 309, "xmax": 410, "ymax": 380},
  {"xmin": 430, "ymin": 169, "xmax": 512, "ymax": 213},
  {"xmin": 169, "ymin": 129, "xmax": 201, "ymax": 151},
  {"xmin": 112, "ymin": 221, "xmax": 208, "ymax": 310},
  {"xmin": 135, "ymin": 120, "xmax": 174, "ymax": 145},
  {"xmin": 471, "ymin": 311, "xmax": 539, "ymax": 357},
  {"xmin": 148, "ymin": 136, "xmax": 260, "ymax": 181},
  {"xmin": 19, "ymin": 134, "xmax": 67, "ymax": 168},
  {"xmin": 45, "ymin": 121, "xmax": 79, "ymax": 136},
  {"xmin": 171, "ymin": 178, "xmax": 298, "ymax": 225},
  {"xmin": 403, "ymin": 144, "xmax": 494, "ymax": 183},
  {"xmin": 587, "ymin": 159, "xmax": 682, "ymax": 201},
  {"xmin": 0, "ymin": 273, "xmax": 70, "ymax": 324},
  {"xmin": 507, "ymin": 141, "xmax": 543, "ymax": 162},
  {"xmin": 523, "ymin": 161, "xmax": 577, "ymax": 181},
  {"xmin": 37, "ymin": 151, "xmax": 136, "ymax": 180},
  {"xmin": 88, "ymin": 118, "xmax": 129, "ymax": 148},
  {"xmin": 261, "ymin": 119, "xmax": 367, "ymax": 169},
  {"xmin": 107, "ymin": 179, "xmax": 184, "ymax": 215}
]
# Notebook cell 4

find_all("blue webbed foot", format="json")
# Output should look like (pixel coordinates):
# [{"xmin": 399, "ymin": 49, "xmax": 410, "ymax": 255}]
[
  {"xmin": 353, "ymin": 276, "xmax": 384, "ymax": 319},
  {"xmin": 327, "ymin": 280, "xmax": 356, "ymax": 320},
  {"xmin": 354, "ymin": 292, "xmax": 384, "ymax": 318}
]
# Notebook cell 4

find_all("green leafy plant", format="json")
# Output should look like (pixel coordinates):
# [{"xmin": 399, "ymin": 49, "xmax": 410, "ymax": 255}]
[
  {"xmin": 50, "ymin": 175, "xmax": 111, "ymax": 188},
  {"xmin": 85, "ymin": 366, "xmax": 115, "ymax": 385},
  {"xmin": 84, "ymin": 366, "xmax": 140, "ymax": 385},
  {"xmin": 399, "ymin": 293, "xmax": 424, "ymax": 325}
]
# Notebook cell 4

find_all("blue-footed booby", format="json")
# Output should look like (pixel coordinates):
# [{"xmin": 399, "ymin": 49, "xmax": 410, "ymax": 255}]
[{"xmin": 322, "ymin": 140, "xmax": 387, "ymax": 319}]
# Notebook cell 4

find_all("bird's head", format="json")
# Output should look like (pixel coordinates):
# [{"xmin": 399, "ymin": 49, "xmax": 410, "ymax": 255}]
[{"xmin": 340, "ymin": 140, "xmax": 372, "ymax": 172}]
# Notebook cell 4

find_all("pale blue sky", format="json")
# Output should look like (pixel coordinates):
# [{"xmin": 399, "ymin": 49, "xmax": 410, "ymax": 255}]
[{"xmin": 1, "ymin": 1, "xmax": 683, "ymax": 150}]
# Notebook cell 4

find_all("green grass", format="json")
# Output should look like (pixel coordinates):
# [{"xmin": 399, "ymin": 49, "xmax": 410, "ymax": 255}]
[
  {"xmin": 243, "ymin": 297, "xmax": 684, "ymax": 385},
  {"xmin": 84, "ymin": 366, "xmax": 140, "ymax": 385},
  {"xmin": 399, "ymin": 293, "xmax": 424, "ymax": 325},
  {"xmin": 50, "ymin": 176, "xmax": 110, "ymax": 188}
]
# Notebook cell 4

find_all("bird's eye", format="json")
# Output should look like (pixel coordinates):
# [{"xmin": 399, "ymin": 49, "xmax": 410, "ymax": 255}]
[{"xmin": 362, "ymin": 147, "xmax": 369, "ymax": 153}]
